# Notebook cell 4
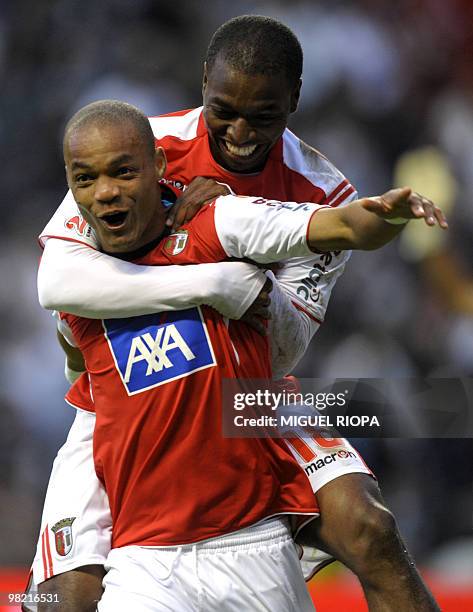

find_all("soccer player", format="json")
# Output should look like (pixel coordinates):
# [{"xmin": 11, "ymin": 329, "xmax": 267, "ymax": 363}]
[
  {"xmin": 50, "ymin": 100, "xmax": 443, "ymax": 611},
  {"xmin": 34, "ymin": 17, "xmax": 442, "ymax": 612}
]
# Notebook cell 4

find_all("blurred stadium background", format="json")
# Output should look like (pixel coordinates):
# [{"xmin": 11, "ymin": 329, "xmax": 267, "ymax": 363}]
[{"xmin": 0, "ymin": 0, "xmax": 472, "ymax": 609}]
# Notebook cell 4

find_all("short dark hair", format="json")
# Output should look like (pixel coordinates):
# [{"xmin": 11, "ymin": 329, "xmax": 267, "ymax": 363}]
[
  {"xmin": 64, "ymin": 100, "xmax": 155, "ymax": 158},
  {"xmin": 205, "ymin": 15, "xmax": 303, "ymax": 88}
]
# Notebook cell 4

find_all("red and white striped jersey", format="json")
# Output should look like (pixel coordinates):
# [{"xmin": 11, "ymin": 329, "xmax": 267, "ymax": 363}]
[{"xmin": 62, "ymin": 196, "xmax": 323, "ymax": 549}]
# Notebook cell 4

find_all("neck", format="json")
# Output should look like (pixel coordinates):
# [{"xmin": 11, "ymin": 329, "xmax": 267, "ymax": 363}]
[{"xmin": 105, "ymin": 228, "xmax": 170, "ymax": 261}]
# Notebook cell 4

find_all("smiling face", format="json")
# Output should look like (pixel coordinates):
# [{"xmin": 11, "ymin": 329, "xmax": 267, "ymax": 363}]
[
  {"xmin": 202, "ymin": 56, "xmax": 301, "ymax": 174},
  {"xmin": 65, "ymin": 120, "xmax": 166, "ymax": 254}
]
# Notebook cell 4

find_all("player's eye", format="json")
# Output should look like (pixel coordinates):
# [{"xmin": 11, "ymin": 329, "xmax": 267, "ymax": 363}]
[
  {"xmin": 116, "ymin": 167, "xmax": 136, "ymax": 178},
  {"xmin": 211, "ymin": 107, "xmax": 235, "ymax": 120},
  {"xmin": 75, "ymin": 174, "xmax": 93, "ymax": 184},
  {"xmin": 252, "ymin": 115, "xmax": 282, "ymax": 126}
]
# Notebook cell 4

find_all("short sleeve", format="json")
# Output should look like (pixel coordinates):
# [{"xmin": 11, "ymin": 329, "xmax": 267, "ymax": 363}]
[{"xmin": 213, "ymin": 195, "xmax": 325, "ymax": 263}]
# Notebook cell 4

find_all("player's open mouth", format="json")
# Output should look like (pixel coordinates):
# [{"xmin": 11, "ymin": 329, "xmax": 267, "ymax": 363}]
[
  {"xmin": 99, "ymin": 211, "xmax": 129, "ymax": 230},
  {"xmin": 224, "ymin": 141, "xmax": 258, "ymax": 158}
]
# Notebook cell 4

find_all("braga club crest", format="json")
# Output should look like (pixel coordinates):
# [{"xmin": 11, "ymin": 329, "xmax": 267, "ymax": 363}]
[
  {"xmin": 163, "ymin": 230, "xmax": 189, "ymax": 256},
  {"xmin": 51, "ymin": 517, "xmax": 76, "ymax": 556}
]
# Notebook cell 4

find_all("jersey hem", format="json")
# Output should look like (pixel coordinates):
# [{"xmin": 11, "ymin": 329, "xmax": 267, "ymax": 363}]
[
  {"xmin": 111, "ymin": 509, "xmax": 319, "ymax": 549},
  {"xmin": 65, "ymin": 397, "xmax": 95, "ymax": 414}
]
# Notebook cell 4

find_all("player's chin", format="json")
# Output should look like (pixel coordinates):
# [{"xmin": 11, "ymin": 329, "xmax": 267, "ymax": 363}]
[{"xmin": 99, "ymin": 230, "xmax": 137, "ymax": 254}]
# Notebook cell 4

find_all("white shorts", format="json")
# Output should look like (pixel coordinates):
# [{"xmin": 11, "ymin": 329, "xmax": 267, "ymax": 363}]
[
  {"xmin": 30, "ymin": 409, "xmax": 372, "ymax": 584},
  {"xmin": 98, "ymin": 516, "xmax": 315, "ymax": 612},
  {"xmin": 31, "ymin": 409, "xmax": 111, "ymax": 584}
]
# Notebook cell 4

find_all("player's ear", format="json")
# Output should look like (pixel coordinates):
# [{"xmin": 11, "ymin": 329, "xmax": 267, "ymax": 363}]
[
  {"xmin": 202, "ymin": 62, "xmax": 208, "ymax": 97},
  {"xmin": 155, "ymin": 146, "xmax": 167, "ymax": 179},
  {"xmin": 290, "ymin": 78, "xmax": 302, "ymax": 113}
]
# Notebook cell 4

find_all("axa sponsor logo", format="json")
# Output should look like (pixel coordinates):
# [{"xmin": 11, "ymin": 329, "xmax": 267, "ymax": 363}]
[
  {"xmin": 103, "ymin": 308, "xmax": 216, "ymax": 394},
  {"xmin": 51, "ymin": 517, "xmax": 76, "ymax": 556},
  {"xmin": 304, "ymin": 449, "xmax": 356, "ymax": 476},
  {"xmin": 64, "ymin": 214, "xmax": 92, "ymax": 238},
  {"xmin": 124, "ymin": 323, "xmax": 196, "ymax": 383}
]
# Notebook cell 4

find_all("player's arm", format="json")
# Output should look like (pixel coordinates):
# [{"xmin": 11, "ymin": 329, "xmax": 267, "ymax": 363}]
[
  {"xmin": 269, "ymin": 247, "xmax": 353, "ymax": 378},
  {"xmin": 214, "ymin": 187, "xmax": 446, "ymax": 377},
  {"xmin": 53, "ymin": 313, "xmax": 86, "ymax": 383},
  {"xmin": 57, "ymin": 329, "xmax": 85, "ymax": 381},
  {"xmin": 38, "ymin": 239, "xmax": 266, "ymax": 320},
  {"xmin": 266, "ymin": 275, "xmax": 317, "ymax": 379},
  {"xmin": 268, "ymin": 190, "xmax": 357, "ymax": 379},
  {"xmin": 215, "ymin": 188, "xmax": 447, "ymax": 264},
  {"xmin": 307, "ymin": 187, "xmax": 447, "ymax": 251}
]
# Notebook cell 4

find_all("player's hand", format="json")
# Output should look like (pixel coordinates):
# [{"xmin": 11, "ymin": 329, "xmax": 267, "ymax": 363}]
[
  {"xmin": 166, "ymin": 177, "xmax": 231, "ymax": 230},
  {"xmin": 57, "ymin": 330, "xmax": 85, "ymax": 372},
  {"xmin": 361, "ymin": 187, "xmax": 448, "ymax": 228},
  {"xmin": 240, "ymin": 277, "xmax": 273, "ymax": 336}
]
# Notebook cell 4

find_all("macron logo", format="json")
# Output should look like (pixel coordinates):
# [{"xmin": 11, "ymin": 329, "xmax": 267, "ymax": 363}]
[
  {"xmin": 104, "ymin": 309, "xmax": 216, "ymax": 395},
  {"xmin": 124, "ymin": 324, "xmax": 196, "ymax": 383}
]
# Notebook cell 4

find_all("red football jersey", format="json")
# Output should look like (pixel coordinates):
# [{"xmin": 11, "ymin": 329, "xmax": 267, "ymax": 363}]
[
  {"xmin": 41, "ymin": 106, "xmax": 355, "ymax": 326},
  {"xmin": 63, "ymin": 199, "xmax": 321, "ymax": 548},
  {"xmin": 152, "ymin": 107, "xmax": 355, "ymax": 208}
]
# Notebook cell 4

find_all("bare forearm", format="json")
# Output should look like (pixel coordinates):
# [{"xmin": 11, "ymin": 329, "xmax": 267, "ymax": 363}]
[
  {"xmin": 308, "ymin": 202, "xmax": 405, "ymax": 252},
  {"xmin": 307, "ymin": 187, "xmax": 446, "ymax": 252}
]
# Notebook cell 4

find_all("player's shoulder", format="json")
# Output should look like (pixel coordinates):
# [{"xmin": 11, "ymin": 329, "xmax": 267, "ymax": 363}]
[
  {"xmin": 148, "ymin": 107, "xmax": 205, "ymax": 142},
  {"xmin": 39, "ymin": 190, "xmax": 98, "ymax": 249},
  {"xmin": 281, "ymin": 129, "xmax": 356, "ymax": 205}
]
